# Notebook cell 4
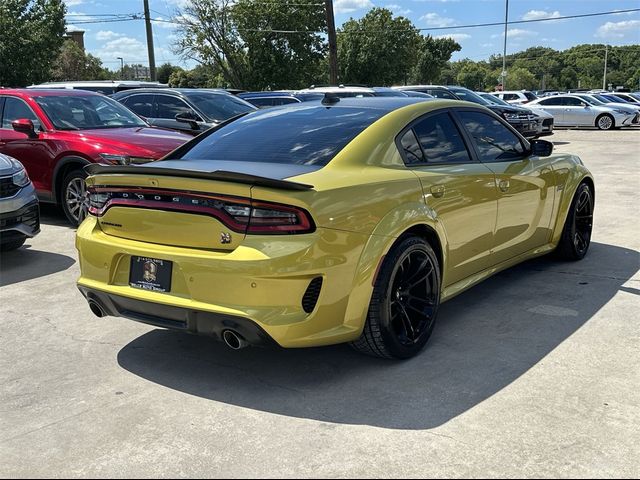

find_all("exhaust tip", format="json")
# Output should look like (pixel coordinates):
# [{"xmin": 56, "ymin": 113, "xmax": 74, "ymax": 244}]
[
  {"xmin": 88, "ymin": 300, "xmax": 106, "ymax": 318},
  {"xmin": 222, "ymin": 330, "xmax": 248, "ymax": 350}
]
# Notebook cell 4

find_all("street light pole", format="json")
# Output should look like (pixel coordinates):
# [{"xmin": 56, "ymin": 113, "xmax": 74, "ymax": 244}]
[
  {"xmin": 325, "ymin": 0, "xmax": 339, "ymax": 85},
  {"xmin": 602, "ymin": 44, "xmax": 609, "ymax": 91},
  {"xmin": 117, "ymin": 57, "xmax": 124, "ymax": 79},
  {"xmin": 501, "ymin": 0, "xmax": 509, "ymax": 90},
  {"xmin": 143, "ymin": 0, "xmax": 157, "ymax": 81}
]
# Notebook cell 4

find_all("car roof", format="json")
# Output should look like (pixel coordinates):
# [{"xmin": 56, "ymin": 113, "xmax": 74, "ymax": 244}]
[
  {"xmin": 0, "ymin": 88, "xmax": 101, "ymax": 97},
  {"xmin": 27, "ymin": 80, "xmax": 166, "ymax": 88},
  {"xmin": 259, "ymin": 96, "xmax": 440, "ymax": 113},
  {"xmin": 113, "ymin": 88, "xmax": 230, "ymax": 97},
  {"xmin": 299, "ymin": 85, "xmax": 375, "ymax": 93},
  {"xmin": 238, "ymin": 91, "xmax": 299, "ymax": 97}
]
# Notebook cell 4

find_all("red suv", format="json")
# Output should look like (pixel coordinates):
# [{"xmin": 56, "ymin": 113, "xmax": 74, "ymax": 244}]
[{"xmin": 0, "ymin": 89, "xmax": 192, "ymax": 225}]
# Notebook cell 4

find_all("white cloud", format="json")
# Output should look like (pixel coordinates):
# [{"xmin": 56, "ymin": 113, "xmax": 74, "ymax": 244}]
[
  {"xmin": 385, "ymin": 4, "xmax": 412, "ymax": 15},
  {"xmin": 421, "ymin": 12, "xmax": 456, "ymax": 27},
  {"xmin": 522, "ymin": 10, "xmax": 561, "ymax": 21},
  {"xmin": 481, "ymin": 42, "xmax": 493, "ymax": 48},
  {"xmin": 334, "ymin": 0, "xmax": 373, "ymax": 14},
  {"xmin": 434, "ymin": 33, "xmax": 471, "ymax": 42},
  {"xmin": 63, "ymin": 0, "xmax": 84, "ymax": 6},
  {"xmin": 492, "ymin": 29, "xmax": 536, "ymax": 39},
  {"xmin": 96, "ymin": 30, "xmax": 123, "ymax": 41},
  {"xmin": 596, "ymin": 20, "xmax": 640, "ymax": 39},
  {"xmin": 92, "ymin": 36, "xmax": 148, "ymax": 62},
  {"xmin": 153, "ymin": 17, "xmax": 177, "ymax": 29},
  {"xmin": 65, "ymin": 24, "xmax": 86, "ymax": 33},
  {"xmin": 65, "ymin": 11, "xmax": 95, "ymax": 22}
]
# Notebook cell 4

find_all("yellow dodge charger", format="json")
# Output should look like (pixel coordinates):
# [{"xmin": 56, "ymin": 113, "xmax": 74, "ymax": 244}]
[{"xmin": 76, "ymin": 97, "xmax": 594, "ymax": 359}]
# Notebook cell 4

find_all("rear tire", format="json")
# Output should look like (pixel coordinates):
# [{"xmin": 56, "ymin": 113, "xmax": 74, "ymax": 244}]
[
  {"xmin": 555, "ymin": 182, "xmax": 594, "ymax": 261},
  {"xmin": 0, "ymin": 237, "xmax": 26, "ymax": 252},
  {"xmin": 61, "ymin": 169, "xmax": 89, "ymax": 227},
  {"xmin": 596, "ymin": 114, "xmax": 614, "ymax": 130},
  {"xmin": 351, "ymin": 235, "xmax": 441, "ymax": 359}
]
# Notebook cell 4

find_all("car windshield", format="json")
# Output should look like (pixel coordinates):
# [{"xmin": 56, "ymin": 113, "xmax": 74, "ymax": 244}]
[
  {"xmin": 448, "ymin": 87, "xmax": 492, "ymax": 106},
  {"xmin": 180, "ymin": 105, "xmax": 385, "ymax": 166},
  {"xmin": 479, "ymin": 93, "xmax": 507, "ymax": 106},
  {"xmin": 592, "ymin": 94, "xmax": 612, "ymax": 104},
  {"xmin": 35, "ymin": 95, "xmax": 147, "ymax": 130},
  {"xmin": 185, "ymin": 93, "xmax": 256, "ymax": 122},
  {"xmin": 524, "ymin": 92, "xmax": 538, "ymax": 101},
  {"xmin": 578, "ymin": 96, "xmax": 600, "ymax": 106}
]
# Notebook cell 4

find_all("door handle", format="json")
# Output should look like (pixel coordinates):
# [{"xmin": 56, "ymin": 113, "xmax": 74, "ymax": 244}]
[
  {"xmin": 498, "ymin": 179, "xmax": 510, "ymax": 192},
  {"xmin": 430, "ymin": 185, "xmax": 445, "ymax": 198}
]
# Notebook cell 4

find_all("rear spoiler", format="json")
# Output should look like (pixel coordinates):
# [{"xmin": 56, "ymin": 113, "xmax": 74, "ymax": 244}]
[{"xmin": 84, "ymin": 164, "xmax": 314, "ymax": 191}]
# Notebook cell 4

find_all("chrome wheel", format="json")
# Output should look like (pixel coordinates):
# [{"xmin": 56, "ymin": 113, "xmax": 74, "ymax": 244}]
[
  {"xmin": 597, "ymin": 115, "xmax": 613, "ymax": 130},
  {"xmin": 65, "ymin": 177, "xmax": 89, "ymax": 224},
  {"xmin": 573, "ymin": 187, "xmax": 593, "ymax": 257},
  {"xmin": 388, "ymin": 248, "xmax": 438, "ymax": 346}
]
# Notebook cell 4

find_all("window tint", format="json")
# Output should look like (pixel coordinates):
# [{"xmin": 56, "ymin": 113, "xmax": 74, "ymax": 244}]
[
  {"xmin": 458, "ymin": 110, "xmax": 525, "ymax": 162},
  {"xmin": 121, "ymin": 94, "xmax": 154, "ymax": 117},
  {"xmin": 271, "ymin": 97, "xmax": 300, "ymax": 106},
  {"xmin": 563, "ymin": 97, "xmax": 585, "ymax": 106},
  {"xmin": 155, "ymin": 95, "xmax": 196, "ymax": 120},
  {"xmin": 504, "ymin": 94, "xmax": 519, "ymax": 101},
  {"xmin": 524, "ymin": 92, "xmax": 537, "ymax": 101},
  {"xmin": 538, "ymin": 97, "xmax": 563, "ymax": 106},
  {"xmin": 247, "ymin": 97, "xmax": 274, "ymax": 108},
  {"xmin": 2, "ymin": 97, "xmax": 41, "ymax": 130},
  {"xmin": 427, "ymin": 89, "xmax": 457, "ymax": 100},
  {"xmin": 185, "ymin": 93, "xmax": 255, "ymax": 121},
  {"xmin": 399, "ymin": 129, "xmax": 424, "ymax": 165},
  {"xmin": 412, "ymin": 112, "xmax": 471, "ymax": 164},
  {"xmin": 180, "ymin": 106, "xmax": 384, "ymax": 166}
]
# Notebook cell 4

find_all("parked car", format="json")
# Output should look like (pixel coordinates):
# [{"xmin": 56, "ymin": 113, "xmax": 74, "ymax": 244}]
[
  {"xmin": 478, "ymin": 92, "xmax": 554, "ymax": 137},
  {"xmin": 491, "ymin": 90, "xmax": 538, "ymax": 105},
  {"xmin": 528, "ymin": 94, "xmax": 636, "ymax": 129},
  {"xmin": 401, "ymin": 91, "xmax": 434, "ymax": 99},
  {"xmin": 237, "ymin": 90, "xmax": 324, "ymax": 108},
  {"xmin": 112, "ymin": 88, "xmax": 257, "ymax": 135},
  {"xmin": 393, "ymin": 85, "xmax": 459, "ymax": 100},
  {"xmin": 0, "ymin": 89, "xmax": 192, "ymax": 225},
  {"xmin": 297, "ymin": 85, "xmax": 376, "ymax": 98},
  {"xmin": 0, "ymin": 154, "xmax": 39, "ymax": 251},
  {"xmin": 27, "ymin": 80, "xmax": 167, "ymax": 95},
  {"xmin": 77, "ymin": 97, "xmax": 594, "ymax": 359},
  {"xmin": 574, "ymin": 94, "xmax": 640, "ymax": 123},
  {"xmin": 609, "ymin": 92, "xmax": 640, "ymax": 104}
]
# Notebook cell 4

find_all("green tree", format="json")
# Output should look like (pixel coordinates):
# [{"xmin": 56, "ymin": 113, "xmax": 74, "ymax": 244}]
[
  {"xmin": 0, "ymin": 0, "xmax": 66, "ymax": 87},
  {"xmin": 338, "ymin": 8, "xmax": 420, "ymax": 86},
  {"xmin": 157, "ymin": 63, "xmax": 183, "ymax": 84},
  {"xmin": 410, "ymin": 35, "xmax": 461, "ymax": 84},
  {"xmin": 457, "ymin": 62, "xmax": 489, "ymax": 90},
  {"xmin": 51, "ymin": 40, "xmax": 111, "ymax": 81},
  {"xmin": 505, "ymin": 67, "xmax": 537, "ymax": 90}
]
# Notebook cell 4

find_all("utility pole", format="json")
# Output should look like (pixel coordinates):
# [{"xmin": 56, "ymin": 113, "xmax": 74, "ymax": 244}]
[
  {"xmin": 325, "ymin": 0, "xmax": 338, "ymax": 85},
  {"xmin": 602, "ymin": 44, "xmax": 609, "ymax": 91},
  {"xmin": 143, "ymin": 0, "xmax": 156, "ymax": 81},
  {"xmin": 117, "ymin": 57, "xmax": 124, "ymax": 80},
  {"xmin": 501, "ymin": 0, "xmax": 509, "ymax": 90}
]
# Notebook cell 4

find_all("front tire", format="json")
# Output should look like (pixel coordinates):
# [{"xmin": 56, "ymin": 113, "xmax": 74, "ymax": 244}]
[
  {"xmin": 556, "ymin": 182, "xmax": 594, "ymax": 261},
  {"xmin": 351, "ymin": 236, "xmax": 441, "ymax": 359},
  {"xmin": 596, "ymin": 114, "xmax": 615, "ymax": 130},
  {"xmin": 0, "ymin": 237, "xmax": 26, "ymax": 252},
  {"xmin": 61, "ymin": 170, "xmax": 89, "ymax": 227}
]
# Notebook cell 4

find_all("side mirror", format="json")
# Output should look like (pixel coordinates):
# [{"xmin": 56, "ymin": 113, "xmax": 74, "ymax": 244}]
[
  {"xmin": 12, "ymin": 119, "xmax": 38, "ymax": 139},
  {"xmin": 175, "ymin": 112, "xmax": 200, "ymax": 130},
  {"xmin": 530, "ymin": 139, "xmax": 553, "ymax": 157}
]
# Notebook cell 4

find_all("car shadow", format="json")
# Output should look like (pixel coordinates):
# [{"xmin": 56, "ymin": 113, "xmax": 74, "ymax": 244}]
[
  {"xmin": 39, "ymin": 204, "xmax": 73, "ymax": 228},
  {"xmin": 117, "ymin": 242, "xmax": 638, "ymax": 430},
  {"xmin": 0, "ymin": 243, "xmax": 76, "ymax": 287}
]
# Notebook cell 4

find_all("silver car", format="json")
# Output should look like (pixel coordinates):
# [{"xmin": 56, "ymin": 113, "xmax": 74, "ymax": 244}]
[
  {"xmin": 0, "ymin": 154, "xmax": 40, "ymax": 251},
  {"xmin": 528, "ymin": 94, "xmax": 635, "ymax": 130}
]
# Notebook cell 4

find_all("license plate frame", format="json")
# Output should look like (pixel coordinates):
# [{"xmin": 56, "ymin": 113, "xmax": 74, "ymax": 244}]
[{"xmin": 129, "ymin": 256, "xmax": 173, "ymax": 293}]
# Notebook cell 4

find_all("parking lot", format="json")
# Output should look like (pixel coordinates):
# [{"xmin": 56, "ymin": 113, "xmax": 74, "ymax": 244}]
[{"xmin": 1, "ymin": 129, "xmax": 638, "ymax": 477}]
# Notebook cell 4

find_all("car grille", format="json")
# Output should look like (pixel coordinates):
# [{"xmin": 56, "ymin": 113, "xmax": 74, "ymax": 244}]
[
  {"xmin": 302, "ymin": 277, "xmax": 323, "ymax": 314},
  {"xmin": 0, "ymin": 201, "xmax": 39, "ymax": 230},
  {"xmin": 0, "ymin": 176, "xmax": 20, "ymax": 199},
  {"xmin": 542, "ymin": 118, "xmax": 554, "ymax": 127}
]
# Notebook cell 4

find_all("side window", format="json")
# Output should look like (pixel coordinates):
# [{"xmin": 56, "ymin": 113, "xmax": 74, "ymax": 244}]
[
  {"xmin": 539, "ymin": 97, "xmax": 563, "ymax": 106},
  {"xmin": 272, "ymin": 97, "xmax": 299, "ymax": 106},
  {"xmin": 121, "ymin": 94, "xmax": 154, "ymax": 118},
  {"xmin": 399, "ymin": 129, "xmax": 424, "ymax": 165},
  {"xmin": 412, "ymin": 112, "xmax": 472, "ymax": 164},
  {"xmin": 2, "ymin": 97, "xmax": 42, "ymax": 130},
  {"xmin": 563, "ymin": 97, "xmax": 584, "ymax": 106},
  {"xmin": 458, "ymin": 110, "xmax": 526, "ymax": 162},
  {"xmin": 504, "ymin": 94, "xmax": 518, "ymax": 101},
  {"xmin": 155, "ymin": 95, "xmax": 197, "ymax": 119},
  {"xmin": 247, "ymin": 98, "xmax": 274, "ymax": 109},
  {"xmin": 428, "ymin": 90, "xmax": 457, "ymax": 100}
]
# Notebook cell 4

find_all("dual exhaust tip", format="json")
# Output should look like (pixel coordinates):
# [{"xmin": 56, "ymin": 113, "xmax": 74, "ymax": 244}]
[{"xmin": 87, "ymin": 299, "xmax": 249, "ymax": 350}]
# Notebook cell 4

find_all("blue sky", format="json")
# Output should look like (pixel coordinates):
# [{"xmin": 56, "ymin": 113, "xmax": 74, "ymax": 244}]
[{"xmin": 63, "ymin": 0, "xmax": 640, "ymax": 71}]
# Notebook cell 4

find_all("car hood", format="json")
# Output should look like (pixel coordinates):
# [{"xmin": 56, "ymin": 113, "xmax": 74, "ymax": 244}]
[
  {"xmin": 486, "ymin": 104, "xmax": 532, "ymax": 115},
  {"xmin": 0, "ymin": 153, "xmax": 22, "ymax": 176},
  {"xmin": 60, "ymin": 127, "xmax": 191, "ymax": 158},
  {"xmin": 602, "ymin": 102, "xmax": 640, "ymax": 113}
]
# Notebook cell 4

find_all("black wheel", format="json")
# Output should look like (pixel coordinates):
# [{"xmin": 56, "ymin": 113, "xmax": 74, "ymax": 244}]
[
  {"xmin": 61, "ymin": 170, "xmax": 89, "ymax": 227},
  {"xmin": 0, "ymin": 237, "xmax": 26, "ymax": 252},
  {"xmin": 556, "ymin": 183, "xmax": 594, "ymax": 261},
  {"xmin": 595, "ymin": 114, "xmax": 614, "ymax": 130},
  {"xmin": 351, "ymin": 235, "xmax": 441, "ymax": 359}
]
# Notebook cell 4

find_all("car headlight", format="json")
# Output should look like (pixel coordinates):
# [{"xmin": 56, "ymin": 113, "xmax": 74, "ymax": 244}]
[
  {"xmin": 503, "ymin": 113, "xmax": 520, "ymax": 120},
  {"xmin": 99, "ymin": 154, "xmax": 155, "ymax": 165},
  {"xmin": 614, "ymin": 109, "xmax": 630, "ymax": 115},
  {"xmin": 12, "ymin": 168, "xmax": 30, "ymax": 188}
]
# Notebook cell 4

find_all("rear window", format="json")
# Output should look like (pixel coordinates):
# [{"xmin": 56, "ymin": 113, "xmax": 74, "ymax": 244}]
[
  {"xmin": 180, "ymin": 106, "xmax": 385, "ymax": 166},
  {"xmin": 524, "ymin": 92, "xmax": 538, "ymax": 101}
]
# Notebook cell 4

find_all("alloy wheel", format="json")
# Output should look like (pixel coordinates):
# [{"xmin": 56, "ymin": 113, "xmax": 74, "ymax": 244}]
[
  {"xmin": 65, "ymin": 177, "xmax": 89, "ymax": 224},
  {"xmin": 573, "ymin": 187, "xmax": 593, "ymax": 256},
  {"xmin": 597, "ymin": 115, "xmax": 613, "ymax": 130},
  {"xmin": 388, "ymin": 248, "xmax": 439, "ymax": 346}
]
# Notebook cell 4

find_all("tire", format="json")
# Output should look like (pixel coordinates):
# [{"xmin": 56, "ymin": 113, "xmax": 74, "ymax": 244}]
[
  {"xmin": 555, "ymin": 182, "xmax": 594, "ymax": 261},
  {"xmin": 351, "ymin": 235, "xmax": 441, "ymax": 359},
  {"xmin": 0, "ymin": 237, "xmax": 26, "ymax": 252},
  {"xmin": 61, "ymin": 169, "xmax": 89, "ymax": 227},
  {"xmin": 595, "ymin": 114, "xmax": 615, "ymax": 130}
]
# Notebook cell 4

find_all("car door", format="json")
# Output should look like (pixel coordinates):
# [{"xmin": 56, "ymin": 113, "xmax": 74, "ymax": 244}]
[
  {"xmin": 0, "ymin": 96, "xmax": 53, "ymax": 196},
  {"xmin": 152, "ymin": 94, "xmax": 205, "ymax": 134},
  {"xmin": 455, "ymin": 108, "xmax": 556, "ymax": 265},
  {"xmin": 398, "ymin": 110, "xmax": 498, "ymax": 287},
  {"xmin": 533, "ymin": 97, "xmax": 565, "ymax": 124},
  {"xmin": 562, "ymin": 96, "xmax": 594, "ymax": 126},
  {"xmin": 119, "ymin": 93, "xmax": 154, "ymax": 121}
]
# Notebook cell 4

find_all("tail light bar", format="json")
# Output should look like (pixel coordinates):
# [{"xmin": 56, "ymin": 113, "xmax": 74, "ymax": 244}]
[{"xmin": 88, "ymin": 187, "xmax": 315, "ymax": 235}]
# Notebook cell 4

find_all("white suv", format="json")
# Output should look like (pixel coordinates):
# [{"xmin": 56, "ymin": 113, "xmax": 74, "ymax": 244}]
[{"xmin": 492, "ymin": 90, "xmax": 538, "ymax": 105}]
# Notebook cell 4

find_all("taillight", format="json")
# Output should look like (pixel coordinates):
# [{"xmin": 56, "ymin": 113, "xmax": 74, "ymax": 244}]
[{"xmin": 88, "ymin": 187, "xmax": 315, "ymax": 235}]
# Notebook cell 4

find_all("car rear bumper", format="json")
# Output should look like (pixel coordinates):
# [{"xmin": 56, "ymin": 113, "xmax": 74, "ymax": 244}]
[{"xmin": 76, "ymin": 216, "xmax": 370, "ymax": 348}]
